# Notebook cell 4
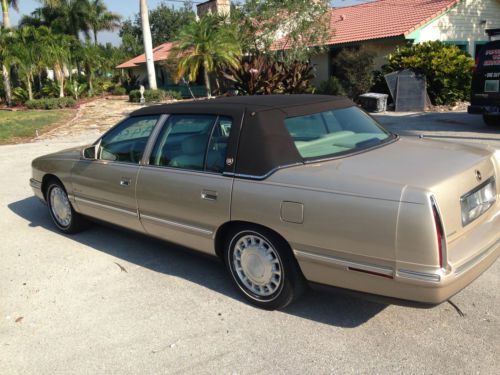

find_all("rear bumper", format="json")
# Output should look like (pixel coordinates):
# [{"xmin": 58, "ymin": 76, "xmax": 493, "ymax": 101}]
[
  {"xmin": 295, "ymin": 209, "xmax": 499, "ymax": 305},
  {"xmin": 468, "ymin": 105, "xmax": 500, "ymax": 115}
]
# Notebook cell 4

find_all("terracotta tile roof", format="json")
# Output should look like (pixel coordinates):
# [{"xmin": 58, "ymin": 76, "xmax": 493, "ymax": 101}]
[
  {"xmin": 116, "ymin": 42, "xmax": 176, "ymax": 69},
  {"xmin": 275, "ymin": 0, "xmax": 462, "ymax": 49}
]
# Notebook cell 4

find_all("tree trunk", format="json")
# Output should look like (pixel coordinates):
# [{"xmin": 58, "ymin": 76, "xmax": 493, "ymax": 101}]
[
  {"xmin": 55, "ymin": 65, "xmax": 65, "ymax": 98},
  {"xmin": 27, "ymin": 74, "xmax": 33, "ymax": 101},
  {"xmin": 2, "ymin": 64, "xmax": 11, "ymax": 106},
  {"xmin": 140, "ymin": 0, "xmax": 157, "ymax": 90},
  {"xmin": 2, "ymin": 0, "xmax": 12, "ymax": 105},
  {"xmin": 203, "ymin": 64, "xmax": 212, "ymax": 98},
  {"xmin": 2, "ymin": 0, "xmax": 11, "ymax": 28},
  {"xmin": 94, "ymin": 27, "xmax": 98, "ymax": 46}
]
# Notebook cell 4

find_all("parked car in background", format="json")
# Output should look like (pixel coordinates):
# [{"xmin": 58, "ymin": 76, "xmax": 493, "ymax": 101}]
[
  {"xmin": 31, "ymin": 95, "xmax": 500, "ymax": 309},
  {"xmin": 469, "ymin": 29, "xmax": 500, "ymax": 125}
]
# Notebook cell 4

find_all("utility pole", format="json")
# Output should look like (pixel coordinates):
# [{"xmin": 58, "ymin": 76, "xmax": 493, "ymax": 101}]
[{"xmin": 140, "ymin": 0, "xmax": 157, "ymax": 90}]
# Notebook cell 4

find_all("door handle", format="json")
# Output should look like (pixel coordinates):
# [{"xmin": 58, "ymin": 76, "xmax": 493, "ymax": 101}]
[
  {"xmin": 120, "ymin": 178, "xmax": 131, "ymax": 187},
  {"xmin": 201, "ymin": 190, "xmax": 218, "ymax": 201}
]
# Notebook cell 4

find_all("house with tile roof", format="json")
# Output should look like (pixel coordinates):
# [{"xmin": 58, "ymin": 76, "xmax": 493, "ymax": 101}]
[
  {"xmin": 309, "ymin": 0, "xmax": 500, "ymax": 85},
  {"xmin": 117, "ymin": 0, "xmax": 500, "ymax": 90}
]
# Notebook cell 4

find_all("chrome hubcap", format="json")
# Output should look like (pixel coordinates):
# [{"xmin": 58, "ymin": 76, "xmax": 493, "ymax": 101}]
[
  {"xmin": 50, "ymin": 186, "xmax": 72, "ymax": 227},
  {"xmin": 232, "ymin": 234, "xmax": 282, "ymax": 297}
]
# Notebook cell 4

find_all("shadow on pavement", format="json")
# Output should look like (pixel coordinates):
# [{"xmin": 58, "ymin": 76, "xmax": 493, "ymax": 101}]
[{"xmin": 9, "ymin": 196, "xmax": 387, "ymax": 328}]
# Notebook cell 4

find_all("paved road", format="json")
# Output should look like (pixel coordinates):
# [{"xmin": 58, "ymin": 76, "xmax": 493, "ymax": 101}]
[{"xmin": 0, "ymin": 112, "xmax": 499, "ymax": 374}]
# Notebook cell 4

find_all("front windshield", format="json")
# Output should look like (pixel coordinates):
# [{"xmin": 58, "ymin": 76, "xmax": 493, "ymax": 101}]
[{"xmin": 284, "ymin": 107, "xmax": 392, "ymax": 160}]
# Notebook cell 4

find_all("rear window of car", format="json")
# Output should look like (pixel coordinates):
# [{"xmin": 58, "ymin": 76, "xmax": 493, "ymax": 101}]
[{"xmin": 284, "ymin": 107, "xmax": 392, "ymax": 160}]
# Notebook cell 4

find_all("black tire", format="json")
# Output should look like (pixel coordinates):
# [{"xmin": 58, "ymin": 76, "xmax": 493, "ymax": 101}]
[
  {"xmin": 483, "ymin": 114, "xmax": 499, "ymax": 126},
  {"xmin": 46, "ymin": 181, "xmax": 88, "ymax": 234},
  {"xmin": 223, "ymin": 225, "xmax": 306, "ymax": 310}
]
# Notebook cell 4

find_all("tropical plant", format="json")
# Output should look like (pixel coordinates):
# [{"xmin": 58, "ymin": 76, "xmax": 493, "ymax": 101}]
[
  {"xmin": 386, "ymin": 41, "xmax": 475, "ymax": 105},
  {"xmin": 317, "ymin": 76, "xmax": 347, "ymax": 96},
  {"xmin": 2, "ymin": 0, "xmax": 18, "ymax": 27},
  {"xmin": 75, "ymin": 42, "xmax": 106, "ymax": 96},
  {"xmin": 223, "ymin": 56, "xmax": 315, "ymax": 95},
  {"xmin": 175, "ymin": 14, "xmax": 241, "ymax": 98},
  {"xmin": 87, "ymin": 0, "xmax": 121, "ymax": 45}
]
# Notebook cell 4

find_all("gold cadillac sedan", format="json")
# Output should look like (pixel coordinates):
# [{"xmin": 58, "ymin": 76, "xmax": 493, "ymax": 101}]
[{"xmin": 30, "ymin": 95, "xmax": 500, "ymax": 309}]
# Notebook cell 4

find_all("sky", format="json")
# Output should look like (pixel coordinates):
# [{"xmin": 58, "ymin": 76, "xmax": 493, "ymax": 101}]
[{"xmin": 8, "ymin": 0, "xmax": 372, "ymax": 46}]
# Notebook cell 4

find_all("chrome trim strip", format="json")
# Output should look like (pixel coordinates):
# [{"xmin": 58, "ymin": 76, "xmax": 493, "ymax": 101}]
[
  {"xmin": 294, "ymin": 250, "xmax": 393, "ymax": 276},
  {"xmin": 454, "ymin": 239, "xmax": 499, "ymax": 276},
  {"xmin": 140, "ymin": 214, "xmax": 213, "ymax": 236},
  {"xmin": 397, "ymin": 269, "xmax": 441, "ymax": 283},
  {"xmin": 223, "ymin": 163, "xmax": 303, "ymax": 180},
  {"xmin": 29, "ymin": 178, "xmax": 42, "ymax": 190},
  {"xmin": 74, "ymin": 197, "xmax": 138, "ymax": 217}
]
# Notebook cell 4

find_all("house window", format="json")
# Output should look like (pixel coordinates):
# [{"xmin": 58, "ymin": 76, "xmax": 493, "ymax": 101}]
[{"xmin": 474, "ymin": 42, "xmax": 488, "ymax": 59}]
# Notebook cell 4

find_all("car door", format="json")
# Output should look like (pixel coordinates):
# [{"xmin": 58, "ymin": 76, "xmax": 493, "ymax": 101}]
[
  {"xmin": 71, "ymin": 115, "xmax": 162, "ymax": 231},
  {"xmin": 136, "ymin": 114, "xmax": 234, "ymax": 255}
]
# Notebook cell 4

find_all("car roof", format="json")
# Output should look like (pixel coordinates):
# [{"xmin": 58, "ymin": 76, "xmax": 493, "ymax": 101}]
[{"xmin": 130, "ymin": 95, "xmax": 354, "ymax": 117}]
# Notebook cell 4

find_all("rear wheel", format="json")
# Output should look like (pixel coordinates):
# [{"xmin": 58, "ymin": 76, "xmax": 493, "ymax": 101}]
[
  {"xmin": 46, "ymin": 181, "xmax": 88, "ymax": 234},
  {"xmin": 483, "ymin": 114, "xmax": 499, "ymax": 126},
  {"xmin": 224, "ymin": 226, "xmax": 306, "ymax": 310}
]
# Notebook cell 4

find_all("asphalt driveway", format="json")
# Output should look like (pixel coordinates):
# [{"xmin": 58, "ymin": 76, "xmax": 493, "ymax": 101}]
[{"xmin": 0, "ymin": 111, "xmax": 499, "ymax": 374}]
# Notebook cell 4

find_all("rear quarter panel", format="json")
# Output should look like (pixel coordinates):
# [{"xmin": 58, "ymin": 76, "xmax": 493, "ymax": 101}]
[{"xmin": 230, "ymin": 171, "xmax": 401, "ymax": 281}]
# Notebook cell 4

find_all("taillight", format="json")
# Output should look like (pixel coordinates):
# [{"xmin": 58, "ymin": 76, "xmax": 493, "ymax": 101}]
[{"xmin": 431, "ymin": 197, "xmax": 446, "ymax": 269}]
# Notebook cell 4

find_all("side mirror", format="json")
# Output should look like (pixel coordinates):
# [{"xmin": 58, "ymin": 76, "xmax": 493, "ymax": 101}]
[{"xmin": 82, "ymin": 145, "xmax": 98, "ymax": 160}]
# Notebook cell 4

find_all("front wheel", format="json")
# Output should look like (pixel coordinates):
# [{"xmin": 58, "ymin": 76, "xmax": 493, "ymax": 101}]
[
  {"xmin": 47, "ymin": 181, "xmax": 88, "ymax": 234},
  {"xmin": 483, "ymin": 114, "xmax": 499, "ymax": 126},
  {"xmin": 224, "ymin": 227, "xmax": 306, "ymax": 310}
]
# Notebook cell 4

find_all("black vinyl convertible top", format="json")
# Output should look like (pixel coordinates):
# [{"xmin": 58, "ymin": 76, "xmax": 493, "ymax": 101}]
[
  {"xmin": 131, "ymin": 95, "xmax": 356, "ymax": 178},
  {"xmin": 130, "ymin": 95, "xmax": 354, "ymax": 118}
]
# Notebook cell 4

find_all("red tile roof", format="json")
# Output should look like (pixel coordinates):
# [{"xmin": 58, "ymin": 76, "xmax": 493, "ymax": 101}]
[
  {"xmin": 116, "ymin": 42, "xmax": 176, "ymax": 69},
  {"xmin": 275, "ymin": 0, "xmax": 462, "ymax": 49}
]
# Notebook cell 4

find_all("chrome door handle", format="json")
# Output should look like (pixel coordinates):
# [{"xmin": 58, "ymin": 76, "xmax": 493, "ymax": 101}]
[
  {"xmin": 201, "ymin": 190, "xmax": 218, "ymax": 201},
  {"xmin": 120, "ymin": 178, "xmax": 131, "ymax": 187}
]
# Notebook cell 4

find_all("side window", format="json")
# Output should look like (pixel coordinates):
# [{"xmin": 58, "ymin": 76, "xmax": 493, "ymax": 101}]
[
  {"xmin": 100, "ymin": 115, "xmax": 159, "ymax": 163},
  {"xmin": 149, "ymin": 115, "xmax": 233, "ymax": 173}
]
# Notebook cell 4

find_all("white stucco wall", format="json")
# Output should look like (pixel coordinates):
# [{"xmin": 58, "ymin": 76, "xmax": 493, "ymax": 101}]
[{"xmin": 408, "ymin": 0, "xmax": 500, "ymax": 56}]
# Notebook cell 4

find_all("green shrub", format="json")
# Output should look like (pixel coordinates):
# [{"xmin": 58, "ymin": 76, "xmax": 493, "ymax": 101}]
[
  {"xmin": 386, "ymin": 41, "xmax": 474, "ymax": 105},
  {"xmin": 111, "ymin": 86, "xmax": 127, "ymax": 96},
  {"xmin": 164, "ymin": 90, "xmax": 183, "ymax": 100},
  {"xmin": 25, "ymin": 97, "xmax": 76, "ymax": 110},
  {"xmin": 129, "ymin": 89, "xmax": 181, "ymax": 103},
  {"xmin": 330, "ymin": 46, "xmax": 376, "ymax": 100},
  {"xmin": 317, "ymin": 76, "xmax": 347, "ymax": 96}
]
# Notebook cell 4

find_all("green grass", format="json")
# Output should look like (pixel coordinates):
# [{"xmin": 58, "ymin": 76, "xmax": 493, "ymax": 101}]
[{"xmin": 0, "ymin": 110, "xmax": 75, "ymax": 144}]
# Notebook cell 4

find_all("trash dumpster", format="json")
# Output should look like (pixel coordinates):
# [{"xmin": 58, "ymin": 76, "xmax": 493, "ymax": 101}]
[{"xmin": 358, "ymin": 93, "xmax": 389, "ymax": 113}]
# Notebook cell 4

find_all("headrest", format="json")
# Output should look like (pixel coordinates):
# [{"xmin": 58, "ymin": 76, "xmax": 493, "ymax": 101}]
[{"xmin": 181, "ymin": 135, "xmax": 206, "ymax": 155}]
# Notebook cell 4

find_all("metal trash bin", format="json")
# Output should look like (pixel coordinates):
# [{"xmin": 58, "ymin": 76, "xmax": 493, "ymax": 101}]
[{"xmin": 358, "ymin": 93, "xmax": 389, "ymax": 113}]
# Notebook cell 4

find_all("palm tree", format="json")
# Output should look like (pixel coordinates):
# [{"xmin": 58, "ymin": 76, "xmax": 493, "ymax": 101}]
[
  {"xmin": 12, "ymin": 26, "xmax": 38, "ymax": 100},
  {"xmin": 87, "ymin": 0, "xmax": 121, "ymax": 46},
  {"xmin": 175, "ymin": 14, "xmax": 241, "ymax": 98},
  {"xmin": 1, "ymin": 0, "xmax": 18, "ymax": 105},
  {"xmin": 77, "ymin": 42, "xmax": 105, "ymax": 95},
  {"xmin": 140, "ymin": 0, "xmax": 157, "ymax": 90},
  {"xmin": 39, "ymin": 26, "xmax": 72, "ymax": 98},
  {"xmin": 38, "ymin": 0, "xmax": 91, "ymax": 40}
]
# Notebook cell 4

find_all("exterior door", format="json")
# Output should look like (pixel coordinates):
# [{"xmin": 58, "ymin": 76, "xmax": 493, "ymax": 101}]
[
  {"xmin": 71, "ymin": 115, "xmax": 161, "ymax": 231},
  {"xmin": 136, "ymin": 114, "xmax": 234, "ymax": 254}
]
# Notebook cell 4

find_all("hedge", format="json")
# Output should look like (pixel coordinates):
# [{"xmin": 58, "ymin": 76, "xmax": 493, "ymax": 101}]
[
  {"xmin": 129, "ymin": 89, "xmax": 182, "ymax": 103},
  {"xmin": 25, "ymin": 97, "xmax": 76, "ymax": 110}
]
